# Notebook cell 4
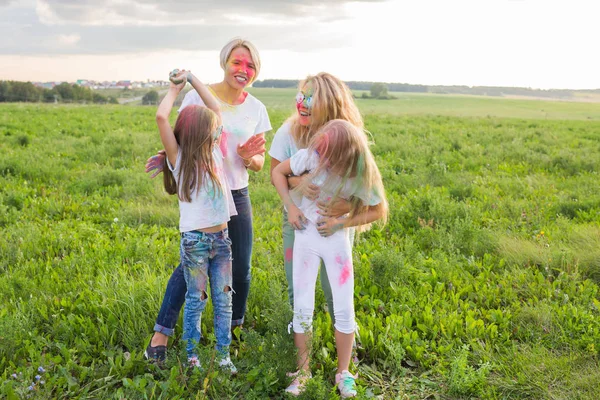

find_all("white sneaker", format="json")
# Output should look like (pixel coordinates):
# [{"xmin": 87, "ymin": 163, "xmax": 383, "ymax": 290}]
[
  {"xmin": 218, "ymin": 355, "xmax": 238, "ymax": 375},
  {"xmin": 285, "ymin": 370, "xmax": 311, "ymax": 396},
  {"xmin": 335, "ymin": 370, "xmax": 357, "ymax": 398}
]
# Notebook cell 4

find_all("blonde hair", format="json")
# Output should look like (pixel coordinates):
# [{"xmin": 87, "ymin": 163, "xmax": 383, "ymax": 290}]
[
  {"xmin": 163, "ymin": 105, "xmax": 222, "ymax": 202},
  {"xmin": 219, "ymin": 37, "xmax": 261, "ymax": 82},
  {"xmin": 289, "ymin": 72, "xmax": 363, "ymax": 149},
  {"xmin": 297, "ymin": 119, "xmax": 388, "ymax": 232}
]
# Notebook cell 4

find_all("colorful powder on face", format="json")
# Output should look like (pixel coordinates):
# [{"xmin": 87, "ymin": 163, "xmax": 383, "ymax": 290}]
[
  {"xmin": 285, "ymin": 248, "xmax": 293, "ymax": 262},
  {"xmin": 227, "ymin": 48, "xmax": 256, "ymax": 85}
]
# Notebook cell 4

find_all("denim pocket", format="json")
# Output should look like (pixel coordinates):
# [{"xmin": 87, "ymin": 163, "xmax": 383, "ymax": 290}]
[{"xmin": 181, "ymin": 233, "xmax": 210, "ymax": 267}]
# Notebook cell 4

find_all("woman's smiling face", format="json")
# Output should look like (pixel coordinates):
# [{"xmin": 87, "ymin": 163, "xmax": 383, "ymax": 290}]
[
  {"xmin": 296, "ymin": 83, "xmax": 313, "ymax": 126},
  {"xmin": 225, "ymin": 47, "xmax": 256, "ymax": 89}
]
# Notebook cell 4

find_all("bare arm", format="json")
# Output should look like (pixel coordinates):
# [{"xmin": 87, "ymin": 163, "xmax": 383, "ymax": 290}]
[
  {"xmin": 272, "ymin": 159, "xmax": 307, "ymax": 229},
  {"xmin": 317, "ymin": 198, "xmax": 352, "ymax": 218},
  {"xmin": 270, "ymin": 157, "xmax": 320, "ymax": 199},
  {"xmin": 186, "ymin": 72, "xmax": 221, "ymax": 124},
  {"xmin": 317, "ymin": 203, "xmax": 385, "ymax": 237},
  {"xmin": 156, "ymin": 72, "xmax": 186, "ymax": 167}
]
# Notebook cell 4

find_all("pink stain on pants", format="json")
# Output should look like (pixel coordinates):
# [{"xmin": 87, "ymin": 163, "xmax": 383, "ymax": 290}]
[
  {"xmin": 336, "ymin": 255, "xmax": 352, "ymax": 285},
  {"xmin": 285, "ymin": 248, "xmax": 293, "ymax": 262}
]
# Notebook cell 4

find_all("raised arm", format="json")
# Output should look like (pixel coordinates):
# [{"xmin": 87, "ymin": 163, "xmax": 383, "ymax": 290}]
[
  {"xmin": 156, "ymin": 70, "xmax": 187, "ymax": 167},
  {"xmin": 186, "ymin": 72, "xmax": 222, "ymax": 125}
]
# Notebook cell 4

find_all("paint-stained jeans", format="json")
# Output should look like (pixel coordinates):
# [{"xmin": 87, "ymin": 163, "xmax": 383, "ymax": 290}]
[
  {"xmin": 283, "ymin": 209, "xmax": 355, "ymax": 323},
  {"xmin": 153, "ymin": 189, "xmax": 253, "ymax": 336},
  {"xmin": 228, "ymin": 187, "xmax": 253, "ymax": 327},
  {"xmin": 292, "ymin": 222, "xmax": 356, "ymax": 335},
  {"xmin": 181, "ymin": 229, "xmax": 233, "ymax": 359}
]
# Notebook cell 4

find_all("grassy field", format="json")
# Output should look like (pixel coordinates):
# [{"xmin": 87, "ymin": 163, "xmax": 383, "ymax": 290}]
[
  {"xmin": 1, "ymin": 92, "xmax": 599, "ymax": 399},
  {"xmin": 248, "ymin": 88, "xmax": 600, "ymax": 121}
]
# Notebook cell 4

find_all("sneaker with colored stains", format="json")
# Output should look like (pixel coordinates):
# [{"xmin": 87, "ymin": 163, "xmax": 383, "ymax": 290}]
[
  {"xmin": 285, "ymin": 370, "xmax": 311, "ymax": 396},
  {"xmin": 144, "ymin": 344, "xmax": 167, "ymax": 364},
  {"xmin": 218, "ymin": 355, "xmax": 238, "ymax": 375},
  {"xmin": 335, "ymin": 370, "xmax": 358, "ymax": 398}
]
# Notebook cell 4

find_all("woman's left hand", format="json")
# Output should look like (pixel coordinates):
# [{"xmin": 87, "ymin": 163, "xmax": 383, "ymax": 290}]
[
  {"xmin": 317, "ymin": 198, "xmax": 351, "ymax": 218},
  {"xmin": 237, "ymin": 134, "xmax": 266, "ymax": 160},
  {"xmin": 316, "ymin": 217, "xmax": 345, "ymax": 237}
]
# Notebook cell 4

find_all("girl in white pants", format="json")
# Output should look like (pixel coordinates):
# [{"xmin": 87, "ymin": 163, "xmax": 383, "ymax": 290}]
[{"xmin": 272, "ymin": 119, "xmax": 388, "ymax": 398}]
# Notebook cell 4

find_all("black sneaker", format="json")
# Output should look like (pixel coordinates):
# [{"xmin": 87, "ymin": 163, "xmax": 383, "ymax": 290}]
[{"xmin": 144, "ymin": 344, "xmax": 167, "ymax": 363}]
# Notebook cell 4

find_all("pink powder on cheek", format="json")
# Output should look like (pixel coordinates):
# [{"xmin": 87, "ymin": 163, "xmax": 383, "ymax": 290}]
[{"xmin": 285, "ymin": 248, "xmax": 293, "ymax": 262}]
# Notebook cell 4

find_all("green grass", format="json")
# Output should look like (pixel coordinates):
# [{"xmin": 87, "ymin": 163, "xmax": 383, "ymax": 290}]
[
  {"xmin": 247, "ymin": 87, "xmax": 600, "ymax": 120},
  {"xmin": 1, "ymin": 97, "xmax": 599, "ymax": 399}
]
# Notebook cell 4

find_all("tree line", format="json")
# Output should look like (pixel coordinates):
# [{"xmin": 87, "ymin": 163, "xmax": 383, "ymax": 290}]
[
  {"xmin": 0, "ymin": 81, "xmax": 118, "ymax": 104},
  {"xmin": 253, "ymin": 79, "xmax": 599, "ymax": 99}
]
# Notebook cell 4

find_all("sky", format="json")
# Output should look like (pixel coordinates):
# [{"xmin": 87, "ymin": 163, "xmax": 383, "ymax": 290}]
[{"xmin": 0, "ymin": 0, "xmax": 598, "ymax": 89}]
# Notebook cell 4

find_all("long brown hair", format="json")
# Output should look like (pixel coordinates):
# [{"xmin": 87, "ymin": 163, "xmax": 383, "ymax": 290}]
[
  {"xmin": 289, "ymin": 72, "xmax": 363, "ymax": 149},
  {"xmin": 297, "ymin": 119, "xmax": 388, "ymax": 231},
  {"xmin": 163, "ymin": 105, "xmax": 222, "ymax": 202}
]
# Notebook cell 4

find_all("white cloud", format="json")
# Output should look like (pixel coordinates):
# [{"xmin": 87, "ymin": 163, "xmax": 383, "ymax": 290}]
[
  {"xmin": 57, "ymin": 33, "xmax": 80, "ymax": 45},
  {"xmin": 1, "ymin": 0, "xmax": 598, "ymax": 88}
]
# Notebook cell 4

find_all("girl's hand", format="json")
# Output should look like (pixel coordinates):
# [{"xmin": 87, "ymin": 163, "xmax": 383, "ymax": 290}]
[
  {"xmin": 168, "ymin": 69, "xmax": 188, "ymax": 91},
  {"xmin": 317, "ymin": 198, "xmax": 351, "ymax": 218},
  {"xmin": 296, "ymin": 174, "xmax": 320, "ymax": 200},
  {"xmin": 316, "ymin": 216, "xmax": 345, "ymax": 237},
  {"xmin": 288, "ymin": 205, "xmax": 308, "ymax": 230},
  {"xmin": 145, "ymin": 150, "xmax": 166, "ymax": 178},
  {"xmin": 237, "ymin": 134, "xmax": 266, "ymax": 160}
]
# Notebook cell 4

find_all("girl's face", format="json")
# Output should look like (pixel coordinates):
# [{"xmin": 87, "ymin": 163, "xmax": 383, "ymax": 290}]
[
  {"xmin": 296, "ymin": 83, "xmax": 313, "ymax": 126},
  {"xmin": 224, "ymin": 47, "xmax": 256, "ymax": 90}
]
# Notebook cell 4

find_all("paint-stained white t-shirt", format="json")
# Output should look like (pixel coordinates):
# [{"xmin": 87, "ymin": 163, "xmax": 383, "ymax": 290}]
[
  {"xmin": 179, "ymin": 88, "xmax": 272, "ymax": 190},
  {"xmin": 289, "ymin": 149, "xmax": 381, "ymax": 224},
  {"xmin": 167, "ymin": 147, "xmax": 237, "ymax": 232}
]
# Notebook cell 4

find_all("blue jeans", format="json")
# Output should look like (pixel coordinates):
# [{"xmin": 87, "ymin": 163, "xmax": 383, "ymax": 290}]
[
  {"xmin": 181, "ymin": 229, "xmax": 232, "ymax": 358},
  {"xmin": 153, "ymin": 188, "xmax": 253, "ymax": 336}
]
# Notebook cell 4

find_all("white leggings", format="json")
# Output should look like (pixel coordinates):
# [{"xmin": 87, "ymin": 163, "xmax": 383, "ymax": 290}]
[{"xmin": 292, "ymin": 222, "xmax": 356, "ymax": 334}]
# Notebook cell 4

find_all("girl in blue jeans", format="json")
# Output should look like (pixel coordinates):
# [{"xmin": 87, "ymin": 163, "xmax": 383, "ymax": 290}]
[
  {"xmin": 145, "ymin": 38, "xmax": 271, "ymax": 362},
  {"xmin": 155, "ymin": 68, "xmax": 237, "ymax": 372}
]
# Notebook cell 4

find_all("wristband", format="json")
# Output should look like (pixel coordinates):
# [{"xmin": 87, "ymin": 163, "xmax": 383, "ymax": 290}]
[{"xmin": 243, "ymin": 157, "xmax": 252, "ymax": 168}]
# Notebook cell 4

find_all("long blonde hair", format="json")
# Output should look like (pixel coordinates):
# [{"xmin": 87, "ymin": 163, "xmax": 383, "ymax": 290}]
[
  {"xmin": 163, "ymin": 105, "xmax": 222, "ymax": 202},
  {"xmin": 297, "ymin": 119, "xmax": 388, "ymax": 231},
  {"xmin": 289, "ymin": 72, "xmax": 363, "ymax": 149}
]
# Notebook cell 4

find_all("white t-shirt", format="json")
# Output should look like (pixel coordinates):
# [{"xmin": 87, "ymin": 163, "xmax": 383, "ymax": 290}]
[
  {"xmin": 179, "ymin": 88, "xmax": 272, "ymax": 190},
  {"xmin": 268, "ymin": 121, "xmax": 303, "ymax": 207},
  {"xmin": 268, "ymin": 121, "xmax": 299, "ymax": 163},
  {"xmin": 289, "ymin": 149, "xmax": 381, "ymax": 224},
  {"xmin": 167, "ymin": 147, "xmax": 237, "ymax": 232}
]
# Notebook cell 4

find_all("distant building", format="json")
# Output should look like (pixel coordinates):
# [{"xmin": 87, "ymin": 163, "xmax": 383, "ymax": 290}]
[
  {"xmin": 115, "ymin": 80, "xmax": 132, "ymax": 89},
  {"xmin": 34, "ymin": 82, "xmax": 56, "ymax": 89}
]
